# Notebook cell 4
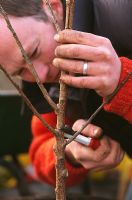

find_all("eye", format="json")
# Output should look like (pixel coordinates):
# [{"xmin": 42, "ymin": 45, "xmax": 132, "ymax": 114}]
[{"xmin": 30, "ymin": 47, "xmax": 38, "ymax": 59}]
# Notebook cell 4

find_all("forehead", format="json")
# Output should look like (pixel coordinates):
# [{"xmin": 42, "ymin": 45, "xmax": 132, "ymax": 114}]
[{"xmin": 0, "ymin": 16, "xmax": 40, "ymax": 63}]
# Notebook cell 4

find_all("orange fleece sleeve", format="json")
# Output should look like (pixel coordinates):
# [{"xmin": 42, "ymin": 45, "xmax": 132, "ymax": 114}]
[
  {"xmin": 104, "ymin": 57, "xmax": 132, "ymax": 123},
  {"xmin": 29, "ymin": 112, "xmax": 88, "ymax": 187}
]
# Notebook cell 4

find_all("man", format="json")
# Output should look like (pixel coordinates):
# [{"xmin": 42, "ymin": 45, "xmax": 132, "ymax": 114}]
[
  {"xmin": 0, "ymin": 0, "xmax": 62, "ymax": 83},
  {"xmin": 0, "ymin": 0, "xmax": 130, "ymax": 186}
]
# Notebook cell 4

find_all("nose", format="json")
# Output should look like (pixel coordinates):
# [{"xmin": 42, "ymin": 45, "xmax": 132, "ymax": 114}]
[{"xmin": 32, "ymin": 62, "xmax": 49, "ymax": 83}]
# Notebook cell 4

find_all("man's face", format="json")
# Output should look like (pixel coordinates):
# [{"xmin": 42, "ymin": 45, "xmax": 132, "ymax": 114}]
[{"xmin": 0, "ymin": 15, "xmax": 60, "ymax": 83}]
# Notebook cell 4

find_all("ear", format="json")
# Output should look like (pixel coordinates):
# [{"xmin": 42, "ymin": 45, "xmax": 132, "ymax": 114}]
[{"xmin": 42, "ymin": 0, "xmax": 63, "ymax": 22}]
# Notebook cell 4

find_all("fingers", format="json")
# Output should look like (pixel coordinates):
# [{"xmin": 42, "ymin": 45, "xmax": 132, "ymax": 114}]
[
  {"xmin": 58, "ymin": 73, "xmax": 118, "ymax": 97},
  {"xmin": 65, "ymin": 136, "xmax": 124, "ymax": 171},
  {"xmin": 104, "ymin": 139, "xmax": 124, "ymax": 167},
  {"xmin": 53, "ymin": 58, "xmax": 109, "ymax": 76},
  {"xmin": 60, "ymin": 74, "xmax": 106, "ymax": 95},
  {"xmin": 66, "ymin": 136, "xmax": 111, "ymax": 166},
  {"xmin": 90, "ymin": 136, "xmax": 111, "ymax": 162},
  {"xmin": 65, "ymin": 119, "xmax": 123, "ymax": 170},
  {"xmin": 54, "ymin": 29, "xmax": 121, "ymax": 97},
  {"xmin": 54, "ymin": 44, "xmax": 109, "ymax": 61},
  {"xmin": 92, "ymin": 140, "xmax": 124, "ymax": 171},
  {"xmin": 57, "ymin": 71, "xmax": 120, "ymax": 98},
  {"xmin": 72, "ymin": 120, "xmax": 102, "ymax": 138},
  {"xmin": 54, "ymin": 30, "xmax": 107, "ymax": 47}
]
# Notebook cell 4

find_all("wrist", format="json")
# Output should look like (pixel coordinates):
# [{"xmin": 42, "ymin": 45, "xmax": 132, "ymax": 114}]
[{"xmin": 104, "ymin": 57, "xmax": 132, "ymax": 121}]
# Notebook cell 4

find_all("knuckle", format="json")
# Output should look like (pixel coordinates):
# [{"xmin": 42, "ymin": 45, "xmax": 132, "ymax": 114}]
[
  {"xmin": 104, "ymin": 37, "xmax": 111, "ymax": 45},
  {"xmin": 70, "ymin": 45, "xmax": 80, "ymax": 58},
  {"xmin": 102, "ymin": 65, "xmax": 110, "ymax": 74},
  {"xmin": 96, "ymin": 48, "xmax": 105, "ymax": 59},
  {"xmin": 74, "ymin": 31, "xmax": 84, "ymax": 43},
  {"xmin": 60, "ymin": 30, "xmax": 70, "ymax": 41},
  {"xmin": 101, "ymin": 76, "xmax": 107, "ymax": 86},
  {"xmin": 99, "ymin": 76, "xmax": 107, "ymax": 89},
  {"xmin": 105, "ymin": 50, "xmax": 112, "ymax": 60},
  {"xmin": 66, "ymin": 48, "xmax": 71, "ymax": 57},
  {"xmin": 59, "ymin": 30, "xmax": 84, "ymax": 44},
  {"xmin": 108, "ymin": 157, "xmax": 117, "ymax": 166},
  {"xmin": 85, "ymin": 124, "xmax": 94, "ymax": 136},
  {"xmin": 97, "ymin": 48, "xmax": 111, "ymax": 60},
  {"xmin": 79, "ymin": 78, "xmax": 88, "ymax": 88},
  {"xmin": 101, "ymin": 76, "xmax": 112, "ymax": 92},
  {"xmin": 99, "ymin": 148, "xmax": 110, "ymax": 160},
  {"xmin": 101, "ymin": 37, "xmax": 111, "ymax": 46},
  {"xmin": 72, "ymin": 62, "xmax": 79, "ymax": 72},
  {"xmin": 73, "ymin": 119, "xmax": 85, "ymax": 131},
  {"xmin": 103, "ymin": 148, "xmax": 111, "ymax": 157},
  {"xmin": 93, "ymin": 155, "xmax": 102, "ymax": 162},
  {"xmin": 68, "ymin": 76, "xmax": 74, "ymax": 85},
  {"xmin": 108, "ymin": 156, "xmax": 120, "ymax": 168},
  {"xmin": 114, "ymin": 150, "xmax": 124, "ymax": 166},
  {"xmin": 101, "ymin": 75, "xmax": 112, "ymax": 89}
]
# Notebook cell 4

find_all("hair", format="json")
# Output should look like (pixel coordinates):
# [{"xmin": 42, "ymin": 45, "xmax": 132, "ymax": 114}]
[{"xmin": 0, "ymin": 0, "xmax": 49, "ymax": 21}]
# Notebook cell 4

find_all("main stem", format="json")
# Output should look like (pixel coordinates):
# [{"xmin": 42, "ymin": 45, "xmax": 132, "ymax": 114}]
[
  {"xmin": 55, "ymin": 81, "xmax": 68, "ymax": 200},
  {"xmin": 55, "ymin": 1, "xmax": 75, "ymax": 199}
]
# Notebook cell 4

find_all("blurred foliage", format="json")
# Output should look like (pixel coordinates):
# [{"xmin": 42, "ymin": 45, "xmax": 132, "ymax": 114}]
[
  {"xmin": 0, "ymin": 154, "xmax": 30, "ymax": 188},
  {"xmin": 90, "ymin": 154, "xmax": 132, "ymax": 181}
]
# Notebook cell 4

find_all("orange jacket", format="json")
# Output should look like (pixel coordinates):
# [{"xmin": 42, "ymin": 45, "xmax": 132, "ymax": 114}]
[
  {"xmin": 104, "ymin": 57, "xmax": 132, "ymax": 123},
  {"xmin": 29, "ymin": 112, "xmax": 88, "ymax": 186}
]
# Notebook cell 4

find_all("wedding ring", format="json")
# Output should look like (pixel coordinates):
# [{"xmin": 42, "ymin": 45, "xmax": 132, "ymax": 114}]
[{"xmin": 83, "ymin": 61, "xmax": 88, "ymax": 75}]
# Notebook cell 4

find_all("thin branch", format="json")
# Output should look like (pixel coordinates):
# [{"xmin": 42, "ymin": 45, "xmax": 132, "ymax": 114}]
[
  {"xmin": 43, "ymin": 0, "xmax": 61, "ymax": 32},
  {"xmin": 66, "ymin": 71, "xmax": 132, "ymax": 145},
  {"xmin": 65, "ymin": 0, "xmax": 75, "ymax": 29},
  {"xmin": 0, "ymin": 4, "xmax": 58, "ymax": 113},
  {"xmin": 0, "ymin": 66, "xmax": 58, "ymax": 136}
]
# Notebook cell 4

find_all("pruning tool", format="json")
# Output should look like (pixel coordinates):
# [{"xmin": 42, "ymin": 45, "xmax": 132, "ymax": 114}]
[{"xmin": 61, "ymin": 125, "xmax": 100, "ymax": 150}]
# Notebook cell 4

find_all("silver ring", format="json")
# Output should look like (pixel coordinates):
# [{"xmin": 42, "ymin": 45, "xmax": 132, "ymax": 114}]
[{"xmin": 83, "ymin": 61, "xmax": 88, "ymax": 75}]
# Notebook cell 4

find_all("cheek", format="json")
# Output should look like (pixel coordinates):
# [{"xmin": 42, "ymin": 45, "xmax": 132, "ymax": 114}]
[
  {"xmin": 48, "ymin": 46, "xmax": 56, "ymax": 60},
  {"xmin": 44, "ymin": 40, "xmax": 57, "ymax": 61},
  {"xmin": 3, "ymin": 64, "xmax": 17, "ymax": 75}
]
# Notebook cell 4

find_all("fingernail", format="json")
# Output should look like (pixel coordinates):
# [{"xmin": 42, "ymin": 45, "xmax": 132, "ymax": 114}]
[
  {"xmin": 54, "ymin": 48, "xmax": 57, "ymax": 56},
  {"xmin": 54, "ymin": 34, "xmax": 60, "ymax": 41},
  {"xmin": 93, "ymin": 129, "xmax": 99, "ymax": 137},
  {"xmin": 52, "ymin": 58, "xmax": 58, "ymax": 67}
]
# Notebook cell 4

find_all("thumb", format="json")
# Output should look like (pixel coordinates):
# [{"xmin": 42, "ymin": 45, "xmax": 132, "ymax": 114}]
[{"xmin": 72, "ymin": 119, "xmax": 102, "ymax": 138}]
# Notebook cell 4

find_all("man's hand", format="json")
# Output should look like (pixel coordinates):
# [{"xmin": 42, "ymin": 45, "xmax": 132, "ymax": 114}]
[
  {"xmin": 53, "ymin": 30, "xmax": 121, "ymax": 97},
  {"xmin": 65, "ymin": 119, "xmax": 124, "ymax": 170}
]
